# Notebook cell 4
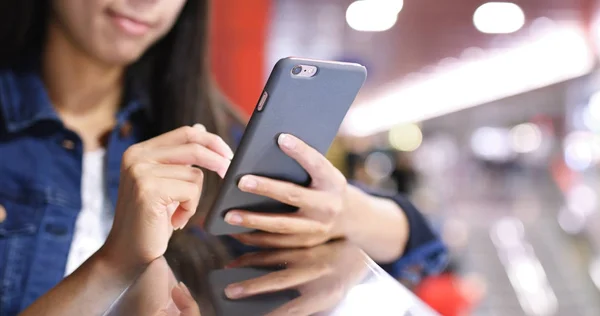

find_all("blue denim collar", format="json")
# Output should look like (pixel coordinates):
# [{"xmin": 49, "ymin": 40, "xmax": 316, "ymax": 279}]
[
  {"xmin": 0, "ymin": 65, "xmax": 60, "ymax": 133},
  {"xmin": 0, "ymin": 62, "xmax": 147, "ymax": 134}
]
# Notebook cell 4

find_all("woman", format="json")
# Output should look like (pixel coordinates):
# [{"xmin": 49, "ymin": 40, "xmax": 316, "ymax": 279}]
[{"xmin": 0, "ymin": 0, "xmax": 446, "ymax": 315}]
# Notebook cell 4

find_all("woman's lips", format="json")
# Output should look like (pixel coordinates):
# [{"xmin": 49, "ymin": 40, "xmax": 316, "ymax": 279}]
[{"xmin": 107, "ymin": 9, "xmax": 152, "ymax": 36}]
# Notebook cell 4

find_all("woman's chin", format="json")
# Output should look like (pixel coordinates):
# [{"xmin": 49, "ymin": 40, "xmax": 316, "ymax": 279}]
[{"xmin": 96, "ymin": 46, "xmax": 147, "ymax": 67}]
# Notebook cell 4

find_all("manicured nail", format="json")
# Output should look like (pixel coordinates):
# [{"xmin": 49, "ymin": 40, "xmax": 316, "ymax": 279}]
[
  {"xmin": 193, "ymin": 123, "xmax": 206, "ymax": 132},
  {"xmin": 179, "ymin": 282, "xmax": 192, "ymax": 297},
  {"xmin": 225, "ymin": 285, "xmax": 244, "ymax": 299},
  {"xmin": 238, "ymin": 176, "xmax": 258, "ymax": 190},
  {"xmin": 278, "ymin": 133, "xmax": 296, "ymax": 150},
  {"xmin": 225, "ymin": 212, "xmax": 243, "ymax": 225},
  {"xmin": 217, "ymin": 160, "xmax": 230, "ymax": 179},
  {"xmin": 219, "ymin": 161, "xmax": 231, "ymax": 179}
]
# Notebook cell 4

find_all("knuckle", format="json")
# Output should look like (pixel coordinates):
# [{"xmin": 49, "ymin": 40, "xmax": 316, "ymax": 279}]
[
  {"xmin": 333, "ymin": 171, "xmax": 348, "ymax": 188},
  {"xmin": 190, "ymin": 143, "xmax": 206, "ymax": 160},
  {"xmin": 136, "ymin": 176, "xmax": 157, "ymax": 196},
  {"xmin": 192, "ymin": 182, "xmax": 203, "ymax": 201},
  {"xmin": 300, "ymin": 237, "xmax": 318, "ymax": 248},
  {"xmin": 243, "ymin": 216, "xmax": 254, "ymax": 227},
  {"xmin": 274, "ymin": 219, "xmax": 292, "ymax": 234},
  {"xmin": 271, "ymin": 274, "xmax": 291, "ymax": 287},
  {"xmin": 323, "ymin": 198, "xmax": 343, "ymax": 217},
  {"xmin": 315, "ymin": 261, "xmax": 333, "ymax": 275},
  {"xmin": 314, "ymin": 223, "xmax": 329, "ymax": 235},
  {"xmin": 283, "ymin": 189, "xmax": 302, "ymax": 205},
  {"xmin": 122, "ymin": 145, "xmax": 141, "ymax": 166},
  {"xmin": 300, "ymin": 250, "xmax": 318, "ymax": 262},
  {"xmin": 182, "ymin": 126, "xmax": 197, "ymax": 141},
  {"xmin": 208, "ymin": 133, "xmax": 225, "ymax": 147},
  {"xmin": 191, "ymin": 167, "xmax": 205, "ymax": 183},
  {"xmin": 129, "ymin": 163, "xmax": 147, "ymax": 179},
  {"xmin": 300, "ymin": 251, "xmax": 315, "ymax": 261},
  {"xmin": 189, "ymin": 201, "xmax": 201, "ymax": 214}
]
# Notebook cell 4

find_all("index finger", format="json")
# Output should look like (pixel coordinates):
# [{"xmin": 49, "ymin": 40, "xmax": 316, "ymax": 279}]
[
  {"xmin": 224, "ymin": 266, "xmax": 329, "ymax": 300},
  {"xmin": 142, "ymin": 125, "xmax": 234, "ymax": 160},
  {"xmin": 277, "ymin": 134, "xmax": 340, "ymax": 189},
  {"xmin": 228, "ymin": 249, "xmax": 306, "ymax": 268}
]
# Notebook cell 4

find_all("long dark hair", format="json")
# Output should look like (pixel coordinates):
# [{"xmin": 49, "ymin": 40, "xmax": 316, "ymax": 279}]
[{"xmin": 0, "ymin": 0, "xmax": 236, "ymax": 295}]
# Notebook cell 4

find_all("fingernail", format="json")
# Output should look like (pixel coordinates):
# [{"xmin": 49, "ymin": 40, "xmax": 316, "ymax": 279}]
[
  {"xmin": 278, "ymin": 133, "xmax": 296, "ymax": 150},
  {"xmin": 225, "ymin": 212, "xmax": 243, "ymax": 225},
  {"xmin": 193, "ymin": 123, "xmax": 206, "ymax": 132},
  {"xmin": 225, "ymin": 285, "xmax": 244, "ymax": 299},
  {"xmin": 239, "ymin": 176, "xmax": 258, "ymax": 190},
  {"xmin": 179, "ymin": 282, "xmax": 192, "ymax": 297},
  {"xmin": 219, "ymin": 161, "xmax": 231, "ymax": 179}
]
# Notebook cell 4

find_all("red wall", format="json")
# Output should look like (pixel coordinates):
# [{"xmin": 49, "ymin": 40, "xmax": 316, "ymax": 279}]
[{"xmin": 210, "ymin": 0, "xmax": 272, "ymax": 116}]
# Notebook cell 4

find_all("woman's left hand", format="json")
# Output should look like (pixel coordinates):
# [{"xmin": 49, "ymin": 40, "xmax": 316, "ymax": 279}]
[{"xmin": 225, "ymin": 133, "xmax": 353, "ymax": 248}]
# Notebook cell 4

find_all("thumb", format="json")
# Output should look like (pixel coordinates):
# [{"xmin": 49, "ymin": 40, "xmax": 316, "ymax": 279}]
[{"xmin": 172, "ymin": 282, "xmax": 202, "ymax": 316}]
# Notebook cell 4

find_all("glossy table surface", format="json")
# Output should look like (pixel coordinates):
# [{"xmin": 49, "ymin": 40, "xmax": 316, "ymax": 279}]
[{"xmin": 104, "ymin": 240, "xmax": 438, "ymax": 316}]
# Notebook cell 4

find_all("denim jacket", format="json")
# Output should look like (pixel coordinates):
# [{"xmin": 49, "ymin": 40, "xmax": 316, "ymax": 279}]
[{"xmin": 0, "ymin": 64, "xmax": 447, "ymax": 315}]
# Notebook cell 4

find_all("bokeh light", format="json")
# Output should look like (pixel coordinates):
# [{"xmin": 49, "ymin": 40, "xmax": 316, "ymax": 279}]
[
  {"xmin": 388, "ymin": 123, "xmax": 423, "ymax": 152},
  {"xmin": 471, "ymin": 127, "xmax": 515, "ymax": 161},
  {"xmin": 473, "ymin": 2, "xmax": 525, "ymax": 34},
  {"xmin": 510, "ymin": 123, "xmax": 542, "ymax": 153},
  {"xmin": 364, "ymin": 151, "xmax": 395, "ymax": 181},
  {"xmin": 563, "ymin": 131, "xmax": 596, "ymax": 171},
  {"xmin": 346, "ymin": 1, "xmax": 398, "ymax": 32}
]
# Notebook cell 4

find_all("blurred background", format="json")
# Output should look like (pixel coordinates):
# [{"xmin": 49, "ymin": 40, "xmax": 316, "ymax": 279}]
[{"xmin": 209, "ymin": 0, "xmax": 600, "ymax": 315}]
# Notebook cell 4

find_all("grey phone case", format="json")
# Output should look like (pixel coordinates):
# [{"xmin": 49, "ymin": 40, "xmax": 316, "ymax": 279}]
[
  {"xmin": 204, "ymin": 57, "xmax": 367, "ymax": 235},
  {"xmin": 207, "ymin": 268, "xmax": 300, "ymax": 316}
]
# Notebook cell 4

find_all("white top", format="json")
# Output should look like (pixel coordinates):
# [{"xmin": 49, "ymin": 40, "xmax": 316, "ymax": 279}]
[{"xmin": 64, "ymin": 149, "xmax": 114, "ymax": 276}]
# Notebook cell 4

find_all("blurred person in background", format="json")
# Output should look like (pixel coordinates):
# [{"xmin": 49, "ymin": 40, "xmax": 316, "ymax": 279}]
[
  {"xmin": 391, "ymin": 152, "xmax": 418, "ymax": 195},
  {"xmin": 0, "ymin": 0, "xmax": 446, "ymax": 314}
]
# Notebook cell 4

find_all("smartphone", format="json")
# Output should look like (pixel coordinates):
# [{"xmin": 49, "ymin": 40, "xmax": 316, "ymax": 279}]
[
  {"xmin": 207, "ymin": 268, "xmax": 300, "ymax": 316},
  {"xmin": 204, "ymin": 57, "xmax": 367, "ymax": 235}
]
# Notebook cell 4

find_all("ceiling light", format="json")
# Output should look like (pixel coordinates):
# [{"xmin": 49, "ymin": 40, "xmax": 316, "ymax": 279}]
[
  {"xmin": 473, "ymin": 2, "xmax": 525, "ymax": 34},
  {"xmin": 346, "ymin": 1, "xmax": 398, "ymax": 32},
  {"xmin": 341, "ymin": 23, "xmax": 593, "ymax": 137},
  {"xmin": 371, "ymin": 0, "xmax": 404, "ymax": 14}
]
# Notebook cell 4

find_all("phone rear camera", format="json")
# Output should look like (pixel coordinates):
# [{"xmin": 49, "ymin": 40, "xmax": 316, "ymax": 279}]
[{"xmin": 292, "ymin": 66, "xmax": 303, "ymax": 75}]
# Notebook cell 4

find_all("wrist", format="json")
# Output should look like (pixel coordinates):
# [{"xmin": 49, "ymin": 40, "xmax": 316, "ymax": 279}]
[
  {"xmin": 94, "ymin": 246, "xmax": 146, "ymax": 286},
  {"xmin": 336, "ymin": 185, "xmax": 371, "ymax": 241},
  {"xmin": 338, "ymin": 186, "xmax": 410, "ymax": 262}
]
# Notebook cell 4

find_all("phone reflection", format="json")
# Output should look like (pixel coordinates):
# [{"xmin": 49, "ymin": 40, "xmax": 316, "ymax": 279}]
[
  {"xmin": 103, "ymin": 237, "xmax": 436, "ymax": 316},
  {"xmin": 218, "ymin": 241, "xmax": 370, "ymax": 316}
]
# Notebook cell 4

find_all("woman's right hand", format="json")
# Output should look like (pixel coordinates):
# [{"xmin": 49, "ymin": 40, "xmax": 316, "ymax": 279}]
[
  {"xmin": 224, "ymin": 241, "xmax": 369, "ymax": 316},
  {"xmin": 99, "ymin": 124, "xmax": 234, "ymax": 272}
]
